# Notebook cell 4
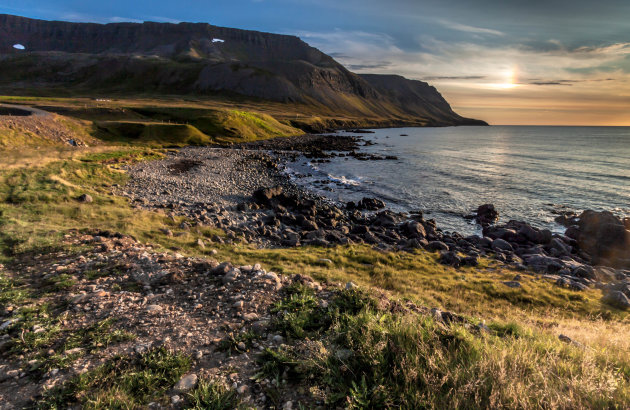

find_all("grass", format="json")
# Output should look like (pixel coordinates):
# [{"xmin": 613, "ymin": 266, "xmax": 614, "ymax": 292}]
[
  {"xmin": 186, "ymin": 378, "xmax": 243, "ymax": 410},
  {"xmin": 4, "ymin": 302, "xmax": 136, "ymax": 376},
  {"xmin": 258, "ymin": 289, "xmax": 630, "ymax": 408},
  {"xmin": 0, "ymin": 136, "xmax": 629, "ymax": 407},
  {"xmin": 39, "ymin": 347, "xmax": 191, "ymax": 408}
]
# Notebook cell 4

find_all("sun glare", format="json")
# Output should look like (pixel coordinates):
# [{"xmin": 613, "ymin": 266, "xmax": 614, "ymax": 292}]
[{"xmin": 490, "ymin": 66, "xmax": 520, "ymax": 89}]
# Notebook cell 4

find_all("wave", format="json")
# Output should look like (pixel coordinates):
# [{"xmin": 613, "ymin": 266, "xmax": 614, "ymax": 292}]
[{"xmin": 326, "ymin": 173, "xmax": 361, "ymax": 186}]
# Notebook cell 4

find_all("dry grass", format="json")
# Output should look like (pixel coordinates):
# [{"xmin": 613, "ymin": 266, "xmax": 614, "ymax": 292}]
[{"xmin": 0, "ymin": 147, "xmax": 628, "ymax": 409}]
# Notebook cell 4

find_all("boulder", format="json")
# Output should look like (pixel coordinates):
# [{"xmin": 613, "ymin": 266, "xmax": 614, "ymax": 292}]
[
  {"xmin": 574, "ymin": 210, "xmax": 630, "ymax": 267},
  {"xmin": 491, "ymin": 238, "xmax": 513, "ymax": 253},
  {"xmin": 253, "ymin": 186, "xmax": 283, "ymax": 205},
  {"xmin": 401, "ymin": 221, "xmax": 426, "ymax": 238},
  {"xmin": 355, "ymin": 197, "xmax": 386, "ymax": 211},
  {"xmin": 475, "ymin": 204, "xmax": 499, "ymax": 226},
  {"xmin": 602, "ymin": 290, "xmax": 630, "ymax": 310},
  {"xmin": 77, "ymin": 193, "xmax": 93, "ymax": 203},
  {"xmin": 427, "ymin": 241, "xmax": 449, "ymax": 252},
  {"xmin": 439, "ymin": 251, "xmax": 461, "ymax": 267}
]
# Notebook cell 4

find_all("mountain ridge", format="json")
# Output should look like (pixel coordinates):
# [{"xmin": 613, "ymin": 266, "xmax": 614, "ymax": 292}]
[{"xmin": 0, "ymin": 14, "xmax": 487, "ymax": 127}]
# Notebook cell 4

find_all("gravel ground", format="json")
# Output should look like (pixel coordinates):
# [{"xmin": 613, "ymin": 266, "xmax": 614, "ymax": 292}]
[{"xmin": 120, "ymin": 147, "xmax": 298, "ymax": 210}]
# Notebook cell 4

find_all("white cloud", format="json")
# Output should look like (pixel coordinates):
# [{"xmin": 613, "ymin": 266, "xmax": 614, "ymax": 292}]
[{"xmin": 436, "ymin": 19, "xmax": 504, "ymax": 36}]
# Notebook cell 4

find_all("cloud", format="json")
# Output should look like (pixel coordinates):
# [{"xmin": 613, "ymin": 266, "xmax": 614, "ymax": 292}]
[
  {"xmin": 436, "ymin": 19, "xmax": 504, "ymax": 36},
  {"xmin": 425, "ymin": 75, "xmax": 486, "ymax": 80},
  {"xmin": 347, "ymin": 62, "xmax": 393, "ymax": 70}
]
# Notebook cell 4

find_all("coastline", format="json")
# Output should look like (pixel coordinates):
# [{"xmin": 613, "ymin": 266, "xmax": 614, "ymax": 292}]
[{"xmin": 121, "ymin": 133, "xmax": 630, "ymax": 276}]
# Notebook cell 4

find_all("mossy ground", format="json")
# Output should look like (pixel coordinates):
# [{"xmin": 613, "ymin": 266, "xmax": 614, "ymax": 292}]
[{"xmin": 0, "ymin": 141, "xmax": 629, "ymax": 407}]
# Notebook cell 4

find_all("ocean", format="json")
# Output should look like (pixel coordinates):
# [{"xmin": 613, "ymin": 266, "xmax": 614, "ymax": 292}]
[{"xmin": 283, "ymin": 126, "xmax": 630, "ymax": 235}]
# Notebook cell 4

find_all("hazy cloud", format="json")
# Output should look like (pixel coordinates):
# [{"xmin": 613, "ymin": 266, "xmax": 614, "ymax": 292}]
[{"xmin": 436, "ymin": 19, "xmax": 504, "ymax": 36}]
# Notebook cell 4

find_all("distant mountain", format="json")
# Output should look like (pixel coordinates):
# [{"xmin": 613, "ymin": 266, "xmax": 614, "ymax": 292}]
[{"xmin": 0, "ymin": 14, "xmax": 486, "ymax": 126}]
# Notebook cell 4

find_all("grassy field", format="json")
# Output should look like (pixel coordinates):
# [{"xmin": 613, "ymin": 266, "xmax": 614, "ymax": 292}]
[{"xmin": 0, "ymin": 125, "xmax": 629, "ymax": 407}]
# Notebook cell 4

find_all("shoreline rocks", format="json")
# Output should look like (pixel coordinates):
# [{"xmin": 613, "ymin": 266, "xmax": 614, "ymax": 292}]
[{"xmin": 116, "ymin": 134, "xmax": 629, "ymax": 306}]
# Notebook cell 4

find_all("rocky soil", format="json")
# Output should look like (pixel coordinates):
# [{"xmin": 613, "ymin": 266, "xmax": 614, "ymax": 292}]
[
  {"xmin": 0, "ymin": 106, "xmax": 89, "ymax": 147},
  {"xmin": 0, "ymin": 230, "xmax": 444, "ymax": 408}
]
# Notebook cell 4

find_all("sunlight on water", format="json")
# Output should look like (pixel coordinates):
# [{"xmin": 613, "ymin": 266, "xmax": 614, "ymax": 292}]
[{"xmin": 285, "ymin": 126, "xmax": 630, "ymax": 235}]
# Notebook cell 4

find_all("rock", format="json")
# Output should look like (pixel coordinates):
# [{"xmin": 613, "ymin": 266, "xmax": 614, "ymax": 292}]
[
  {"xmin": 558, "ymin": 334, "xmax": 584, "ymax": 348},
  {"xmin": 439, "ymin": 251, "xmax": 461, "ymax": 267},
  {"xmin": 427, "ymin": 241, "xmax": 449, "ymax": 252},
  {"xmin": 572, "ymin": 265, "xmax": 595, "ymax": 279},
  {"xmin": 171, "ymin": 395, "xmax": 183, "ymax": 405},
  {"xmin": 602, "ymin": 290, "xmax": 630, "ymax": 310},
  {"xmin": 345, "ymin": 281, "xmax": 358, "ymax": 290},
  {"xmin": 549, "ymin": 238, "xmax": 571, "ymax": 256},
  {"xmin": 173, "ymin": 373, "xmax": 198, "ymax": 393},
  {"xmin": 253, "ymin": 186, "xmax": 283, "ymax": 205},
  {"xmin": 196, "ymin": 238, "xmax": 205, "ymax": 249},
  {"xmin": 237, "ymin": 385, "xmax": 248, "ymax": 394},
  {"xmin": 372, "ymin": 211, "xmax": 398, "ymax": 227},
  {"xmin": 145, "ymin": 304, "xmax": 162, "ymax": 314},
  {"xmin": 0, "ymin": 318, "xmax": 19, "ymax": 330},
  {"xmin": 237, "ymin": 341, "xmax": 247, "ymax": 351},
  {"xmin": 159, "ymin": 228, "xmax": 174, "ymax": 237},
  {"xmin": 64, "ymin": 347, "xmax": 84, "ymax": 356},
  {"xmin": 271, "ymin": 335, "xmax": 284, "ymax": 344},
  {"xmin": 77, "ymin": 194, "xmax": 93, "ymax": 203},
  {"xmin": 263, "ymin": 272, "xmax": 279, "ymax": 282},
  {"xmin": 402, "ymin": 221, "xmax": 426, "ymax": 238},
  {"xmin": 233, "ymin": 300, "xmax": 244, "ymax": 310},
  {"xmin": 491, "ymin": 238, "xmax": 513, "ymax": 253},
  {"xmin": 476, "ymin": 204, "xmax": 499, "ymax": 226},
  {"xmin": 575, "ymin": 210, "xmax": 630, "ymax": 267},
  {"xmin": 211, "ymin": 262, "xmax": 233, "ymax": 276},
  {"xmin": 502, "ymin": 281, "xmax": 522, "ymax": 288},
  {"xmin": 355, "ymin": 197, "xmax": 386, "ymax": 211}
]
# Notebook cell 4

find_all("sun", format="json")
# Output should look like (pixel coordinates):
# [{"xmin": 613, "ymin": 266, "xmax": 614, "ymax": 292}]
[{"xmin": 491, "ymin": 66, "xmax": 520, "ymax": 89}]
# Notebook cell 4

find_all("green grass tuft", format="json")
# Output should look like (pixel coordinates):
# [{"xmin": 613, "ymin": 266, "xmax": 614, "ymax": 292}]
[{"xmin": 39, "ymin": 347, "xmax": 191, "ymax": 408}]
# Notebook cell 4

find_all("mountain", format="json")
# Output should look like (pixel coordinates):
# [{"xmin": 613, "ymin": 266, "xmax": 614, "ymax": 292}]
[{"xmin": 0, "ymin": 14, "xmax": 486, "ymax": 126}]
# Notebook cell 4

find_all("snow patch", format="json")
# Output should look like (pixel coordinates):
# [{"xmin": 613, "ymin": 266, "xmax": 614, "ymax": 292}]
[
  {"xmin": 212, "ymin": 38, "xmax": 225, "ymax": 43},
  {"xmin": 12, "ymin": 44, "xmax": 25, "ymax": 50}
]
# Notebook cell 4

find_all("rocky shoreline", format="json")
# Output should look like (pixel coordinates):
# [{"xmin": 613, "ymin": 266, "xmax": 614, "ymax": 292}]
[{"xmin": 118, "ymin": 134, "xmax": 630, "ymax": 311}]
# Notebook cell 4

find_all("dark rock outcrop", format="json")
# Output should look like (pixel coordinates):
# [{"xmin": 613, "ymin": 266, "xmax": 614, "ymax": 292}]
[
  {"xmin": 572, "ymin": 210, "xmax": 630, "ymax": 268},
  {"xmin": 475, "ymin": 204, "xmax": 499, "ymax": 226}
]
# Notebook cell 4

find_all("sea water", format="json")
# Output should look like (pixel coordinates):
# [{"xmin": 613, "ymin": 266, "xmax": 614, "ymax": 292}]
[{"xmin": 283, "ymin": 126, "xmax": 630, "ymax": 235}]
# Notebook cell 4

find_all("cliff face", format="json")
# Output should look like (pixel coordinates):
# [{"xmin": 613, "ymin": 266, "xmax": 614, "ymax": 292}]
[{"xmin": 0, "ymin": 14, "xmax": 486, "ymax": 126}]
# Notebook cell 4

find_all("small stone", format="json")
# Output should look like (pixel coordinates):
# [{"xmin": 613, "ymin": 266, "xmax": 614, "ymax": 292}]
[
  {"xmin": 78, "ymin": 194, "xmax": 93, "ymax": 203},
  {"xmin": 502, "ymin": 281, "xmax": 522, "ymax": 288},
  {"xmin": 145, "ymin": 304, "xmax": 162, "ymax": 314},
  {"xmin": 237, "ymin": 385, "xmax": 249, "ymax": 394},
  {"xmin": 272, "ymin": 335, "xmax": 284, "ymax": 345},
  {"xmin": 345, "ymin": 281, "xmax": 358, "ymax": 290},
  {"xmin": 194, "ymin": 351, "xmax": 203, "ymax": 360},
  {"xmin": 64, "ymin": 347, "xmax": 84, "ymax": 356},
  {"xmin": 233, "ymin": 300, "xmax": 244, "ymax": 310},
  {"xmin": 171, "ymin": 395, "xmax": 183, "ymax": 405},
  {"xmin": 243, "ymin": 312, "xmax": 259, "ymax": 321},
  {"xmin": 0, "ymin": 319, "xmax": 19, "ymax": 331},
  {"xmin": 263, "ymin": 272, "xmax": 279, "ymax": 282},
  {"xmin": 237, "ymin": 342, "xmax": 247, "ymax": 351},
  {"xmin": 173, "ymin": 373, "xmax": 198, "ymax": 393},
  {"xmin": 197, "ymin": 238, "xmax": 205, "ymax": 249}
]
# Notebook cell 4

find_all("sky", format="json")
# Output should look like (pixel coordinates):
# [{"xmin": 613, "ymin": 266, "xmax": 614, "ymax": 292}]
[{"xmin": 1, "ymin": 0, "xmax": 630, "ymax": 125}]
